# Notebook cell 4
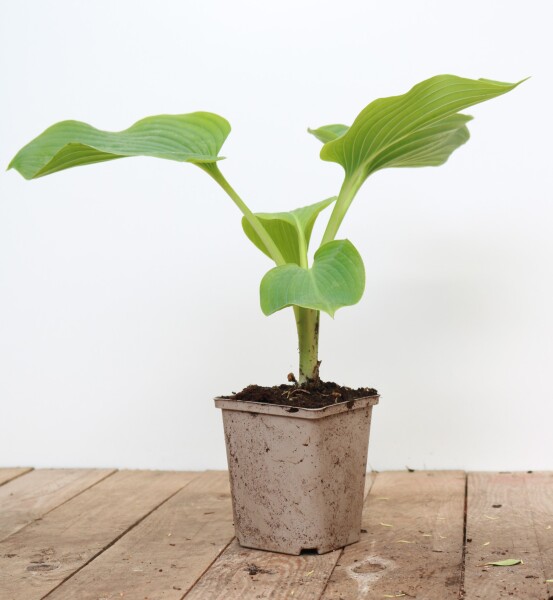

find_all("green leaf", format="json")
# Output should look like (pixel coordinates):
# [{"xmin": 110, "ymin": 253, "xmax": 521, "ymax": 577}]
[
  {"xmin": 485, "ymin": 559, "xmax": 522, "ymax": 567},
  {"xmin": 369, "ymin": 114, "xmax": 472, "ymax": 171},
  {"xmin": 308, "ymin": 124, "xmax": 349, "ymax": 143},
  {"xmin": 314, "ymin": 75, "xmax": 524, "ymax": 180},
  {"xmin": 242, "ymin": 197, "xmax": 335, "ymax": 265},
  {"xmin": 260, "ymin": 239, "xmax": 365, "ymax": 317},
  {"xmin": 8, "ymin": 112, "xmax": 230, "ymax": 179}
]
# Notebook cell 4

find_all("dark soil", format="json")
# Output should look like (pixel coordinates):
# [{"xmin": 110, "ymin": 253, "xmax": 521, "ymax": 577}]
[
  {"xmin": 225, "ymin": 380, "xmax": 378, "ymax": 410},
  {"xmin": 245, "ymin": 563, "xmax": 274, "ymax": 576}
]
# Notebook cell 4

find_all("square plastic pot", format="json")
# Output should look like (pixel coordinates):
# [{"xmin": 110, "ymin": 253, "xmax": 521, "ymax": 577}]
[{"xmin": 215, "ymin": 394, "xmax": 379, "ymax": 555}]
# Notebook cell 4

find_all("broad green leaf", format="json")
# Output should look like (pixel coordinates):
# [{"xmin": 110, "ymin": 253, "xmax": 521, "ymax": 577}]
[
  {"xmin": 260, "ymin": 239, "xmax": 364, "ymax": 317},
  {"xmin": 307, "ymin": 124, "xmax": 349, "ymax": 143},
  {"xmin": 485, "ymin": 559, "xmax": 522, "ymax": 567},
  {"xmin": 313, "ymin": 75, "xmax": 524, "ymax": 180},
  {"xmin": 368, "ymin": 113, "xmax": 472, "ymax": 171},
  {"xmin": 9, "ymin": 112, "xmax": 230, "ymax": 179},
  {"xmin": 242, "ymin": 197, "xmax": 335, "ymax": 265}
]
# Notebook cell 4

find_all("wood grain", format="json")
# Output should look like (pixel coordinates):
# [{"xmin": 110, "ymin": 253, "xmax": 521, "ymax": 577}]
[
  {"xmin": 464, "ymin": 472, "xmax": 550, "ymax": 600},
  {"xmin": 321, "ymin": 471, "xmax": 466, "ymax": 600},
  {"xmin": 184, "ymin": 473, "xmax": 376, "ymax": 599},
  {"xmin": 45, "ymin": 471, "xmax": 234, "ymax": 600},
  {"xmin": 0, "ymin": 468, "xmax": 32, "ymax": 487},
  {"xmin": 184, "ymin": 539, "xmax": 341, "ymax": 600},
  {"xmin": 523, "ymin": 472, "xmax": 553, "ymax": 598},
  {"xmin": 0, "ymin": 468, "xmax": 115, "ymax": 542},
  {"xmin": 1, "ymin": 469, "xmax": 551, "ymax": 599},
  {"xmin": 0, "ymin": 469, "xmax": 195, "ymax": 600}
]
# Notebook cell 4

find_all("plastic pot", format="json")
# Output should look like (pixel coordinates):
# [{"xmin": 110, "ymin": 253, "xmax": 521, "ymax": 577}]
[{"xmin": 215, "ymin": 394, "xmax": 379, "ymax": 555}]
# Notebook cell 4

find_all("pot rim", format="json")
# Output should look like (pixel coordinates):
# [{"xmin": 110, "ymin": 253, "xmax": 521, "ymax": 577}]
[{"xmin": 214, "ymin": 394, "xmax": 379, "ymax": 420}]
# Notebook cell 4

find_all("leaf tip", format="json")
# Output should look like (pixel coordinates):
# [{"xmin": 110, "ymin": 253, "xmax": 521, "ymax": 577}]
[
  {"xmin": 307, "ymin": 127, "xmax": 320, "ymax": 140},
  {"xmin": 7, "ymin": 153, "xmax": 18, "ymax": 172},
  {"xmin": 7, "ymin": 155, "xmax": 32, "ymax": 179}
]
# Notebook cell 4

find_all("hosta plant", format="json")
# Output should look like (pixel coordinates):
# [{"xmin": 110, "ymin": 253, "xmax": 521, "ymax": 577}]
[{"xmin": 9, "ymin": 75, "xmax": 522, "ymax": 385}]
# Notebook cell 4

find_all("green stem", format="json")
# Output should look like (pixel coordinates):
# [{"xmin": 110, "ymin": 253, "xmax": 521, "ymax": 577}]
[
  {"xmin": 296, "ymin": 307, "xmax": 320, "ymax": 383},
  {"xmin": 200, "ymin": 162, "xmax": 286, "ymax": 266},
  {"xmin": 201, "ymin": 162, "xmax": 320, "ymax": 383},
  {"xmin": 321, "ymin": 174, "xmax": 363, "ymax": 245},
  {"xmin": 297, "ymin": 231, "xmax": 308, "ymax": 269},
  {"xmin": 299, "ymin": 173, "xmax": 362, "ymax": 384},
  {"xmin": 292, "ymin": 225, "xmax": 319, "ymax": 382}
]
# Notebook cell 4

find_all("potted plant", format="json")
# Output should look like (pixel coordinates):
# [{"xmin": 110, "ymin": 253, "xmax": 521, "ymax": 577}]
[{"xmin": 9, "ymin": 74, "xmax": 522, "ymax": 555}]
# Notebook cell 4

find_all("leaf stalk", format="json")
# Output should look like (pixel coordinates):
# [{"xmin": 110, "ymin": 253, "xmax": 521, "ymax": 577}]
[
  {"xmin": 321, "ymin": 173, "xmax": 363, "ymax": 244},
  {"xmin": 201, "ymin": 163, "xmax": 286, "ymax": 266}
]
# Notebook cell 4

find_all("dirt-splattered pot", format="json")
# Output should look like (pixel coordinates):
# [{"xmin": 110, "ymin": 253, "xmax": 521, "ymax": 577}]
[{"xmin": 214, "ymin": 394, "xmax": 379, "ymax": 555}]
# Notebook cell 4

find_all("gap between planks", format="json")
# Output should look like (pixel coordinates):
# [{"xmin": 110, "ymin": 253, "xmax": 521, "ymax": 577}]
[
  {"xmin": 321, "ymin": 471, "xmax": 466, "ymax": 600},
  {"xmin": 0, "ymin": 468, "xmax": 116, "ymax": 542},
  {"xmin": 463, "ymin": 472, "xmax": 553, "ymax": 600},
  {"xmin": 0, "ymin": 470, "xmax": 198, "ymax": 600},
  {"xmin": 1, "ymin": 470, "xmax": 551, "ymax": 600},
  {"xmin": 0, "ymin": 467, "xmax": 33, "ymax": 488},
  {"xmin": 42, "ymin": 471, "xmax": 234, "ymax": 600}
]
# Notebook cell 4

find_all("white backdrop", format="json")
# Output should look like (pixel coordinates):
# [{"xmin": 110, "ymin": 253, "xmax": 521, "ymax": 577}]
[{"xmin": 1, "ymin": 1, "xmax": 551, "ymax": 471}]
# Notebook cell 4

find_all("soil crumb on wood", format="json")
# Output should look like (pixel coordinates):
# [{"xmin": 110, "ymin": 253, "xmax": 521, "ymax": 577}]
[
  {"xmin": 245, "ymin": 563, "xmax": 274, "ymax": 576},
  {"xmin": 224, "ymin": 380, "xmax": 377, "ymax": 409}
]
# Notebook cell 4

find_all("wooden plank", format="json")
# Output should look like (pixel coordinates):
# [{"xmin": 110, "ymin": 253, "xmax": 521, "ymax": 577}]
[
  {"xmin": 183, "ymin": 473, "xmax": 376, "ymax": 600},
  {"xmin": 184, "ymin": 539, "xmax": 341, "ymax": 600},
  {"xmin": 321, "ymin": 471, "xmax": 466, "ymax": 600},
  {"xmin": 524, "ymin": 472, "xmax": 553, "ymax": 598},
  {"xmin": 0, "ymin": 469, "xmax": 196, "ymax": 600},
  {"xmin": 0, "ymin": 468, "xmax": 33, "ymax": 487},
  {"xmin": 0, "ymin": 468, "xmax": 115, "ymax": 542},
  {"xmin": 45, "ymin": 471, "xmax": 234, "ymax": 600},
  {"xmin": 464, "ymin": 472, "xmax": 550, "ymax": 600}
]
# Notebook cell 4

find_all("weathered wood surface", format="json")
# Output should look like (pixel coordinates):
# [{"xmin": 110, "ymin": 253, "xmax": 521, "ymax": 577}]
[
  {"xmin": 184, "ymin": 474, "xmax": 376, "ymax": 600},
  {"xmin": 526, "ymin": 472, "xmax": 553, "ymax": 599},
  {"xmin": 0, "ymin": 467, "xmax": 32, "ymax": 487},
  {"xmin": 0, "ymin": 470, "xmax": 194, "ymax": 600},
  {"xmin": 185, "ymin": 539, "xmax": 341, "ymax": 600},
  {"xmin": 322, "ymin": 471, "xmax": 466, "ymax": 600},
  {"xmin": 464, "ymin": 472, "xmax": 553, "ymax": 600},
  {"xmin": 0, "ymin": 469, "xmax": 551, "ymax": 600},
  {"xmin": 45, "ymin": 471, "xmax": 234, "ymax": 600},
  {"xmin": 0, "ymin": 468, "xmax": 115, "ymax": 542}
]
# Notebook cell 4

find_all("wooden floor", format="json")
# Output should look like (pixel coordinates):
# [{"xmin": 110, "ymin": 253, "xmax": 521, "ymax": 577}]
[{"xmin": 0, "ymin": 470, "xmax": 551, "ymax": 599}]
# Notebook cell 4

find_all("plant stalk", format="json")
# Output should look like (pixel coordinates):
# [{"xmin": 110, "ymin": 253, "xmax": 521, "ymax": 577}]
[
  {"xmin": 202, "ymin": 162, "xmax": 321, "ymax": 384},
  {"xmin": 321, "ymin": 173, "xmax": 363, "ymax": 245},
  {"xmin": 296, "ymin": 307, "xmax": 320, "ymax": 383},
  {"xmin": 201, "ymin": 163, "xmax": 286, "ymax": 266}
]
